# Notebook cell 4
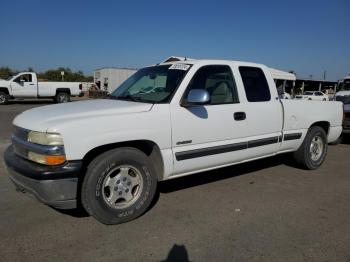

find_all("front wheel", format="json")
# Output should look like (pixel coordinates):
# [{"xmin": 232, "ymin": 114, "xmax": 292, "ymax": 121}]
[
  {"xmin": 0, "ymin": 91, "xmax": 9, "ymax": 105},
  {"xmin": 293, "ymin": 126, "xmax": 328, "ymax": 170},
  {"xmin": 55, "ymin": 92, "xmax": 70, "ymax": 103},
  {"xmin": 81, "ymin": 147, "xmax": 158, "ymax": 224}
]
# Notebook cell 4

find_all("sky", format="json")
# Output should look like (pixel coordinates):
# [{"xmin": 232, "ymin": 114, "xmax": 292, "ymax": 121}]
[{"xmin": 0, "ymin": 0, "xmax": 349, "ymax": 80}]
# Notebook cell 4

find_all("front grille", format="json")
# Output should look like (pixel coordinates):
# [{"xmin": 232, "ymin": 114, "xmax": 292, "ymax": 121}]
[
  {"xmin": 12, "ymin": 127, "xmax": 29, "ymax": 160},
  {"xmin": 13, "ymin": 142, "xmax": 28, "ymax": 159},
  {"xmin": 14, "ymin": 126, "xmax": 28, "ymax": 141}
]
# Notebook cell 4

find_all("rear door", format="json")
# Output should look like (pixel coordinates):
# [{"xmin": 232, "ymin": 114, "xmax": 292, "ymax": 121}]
[
  {"xmin": 11, "ymin": 73, "xmax": 37, "ymax": 97},
  {"xmin": 235, "ymin": 66, "xmax": 283, "ymax": 159}
]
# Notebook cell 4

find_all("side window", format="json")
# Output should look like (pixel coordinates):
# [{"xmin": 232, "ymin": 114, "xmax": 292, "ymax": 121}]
[
  {"xmin": 186, "ymin": 65, "xmax": 238, "ymax": 105},
  {"xmin": 239, "ymin": 67, "xmax": 271, "ymax": 102},
  {"xmin": 14, "ymin": 74, "xmax": 32, "ymax": 83}
]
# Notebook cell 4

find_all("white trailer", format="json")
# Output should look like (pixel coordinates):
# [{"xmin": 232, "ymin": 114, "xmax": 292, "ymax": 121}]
[{"xmin": 94, "ymin": 68, "xmax": 137, "ymax": 94}]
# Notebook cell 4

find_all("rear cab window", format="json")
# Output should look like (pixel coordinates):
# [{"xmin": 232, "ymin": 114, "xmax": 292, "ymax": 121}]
[{"xmin": 239, "ymin": 66, "xmax": 271, "ymax": 102}]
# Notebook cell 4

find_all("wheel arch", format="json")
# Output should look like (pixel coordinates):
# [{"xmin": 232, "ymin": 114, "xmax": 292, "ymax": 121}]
[
  {"xmin": 81, "ymin": 140, "xmax": 165, "ymax": 181},
  {"xmin": 0, "ymin": 87, "xmax": 10, "ymax": 95},
  {"xmin": 309, "ymin": 121, "xmax": 330, "ymax": 135},
  {"xmin": 56, "ymin": 88, "xmax": 71, "ymax": 96}
]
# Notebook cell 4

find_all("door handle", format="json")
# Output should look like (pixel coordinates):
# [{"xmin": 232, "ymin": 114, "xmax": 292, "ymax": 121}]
[
  {"xmin": 234, "ymin": 112, "xmax": 246, "ymax": 121},
  {"xmin": 29, "ymin": 83, "xmax": 35, "ymax": 85}
]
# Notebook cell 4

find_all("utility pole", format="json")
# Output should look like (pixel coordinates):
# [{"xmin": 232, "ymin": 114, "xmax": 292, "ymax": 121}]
[{"xmin": 323, "ymin": 70, "xmax": 326, "ymax": 80}]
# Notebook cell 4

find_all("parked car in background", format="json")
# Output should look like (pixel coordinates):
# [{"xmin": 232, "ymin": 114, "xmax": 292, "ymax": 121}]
[
  {"xmin": 0, "ymin": 72, "xmax": 83, "ymax": 105},
  {"xmin": 5, "ymin": 58, "xmax": 343, "ymax": 224},
  {"xmin": 295, "ymin": 91, "xmax": 329, "ymax": 101},
  {"xmin": 333, "ymin": 76, "xmax": 350, "ymax": 102}
]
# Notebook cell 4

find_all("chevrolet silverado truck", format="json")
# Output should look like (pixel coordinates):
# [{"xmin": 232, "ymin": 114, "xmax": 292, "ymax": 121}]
[
  {"xmin": 4, "ymin": 59, "xmax": 343, "ymax": 224},
  {"xmin": 0, "ymin": 72, "xmax": 83, "ymax": 104}
]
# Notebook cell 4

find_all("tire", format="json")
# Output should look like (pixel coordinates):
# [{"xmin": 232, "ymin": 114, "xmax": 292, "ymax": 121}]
[
  {"xmin": 293, "ymin": 126, "xmax": 328, "ymax": 170},
  {"xmin": 81, "ymin": 147, "xmax": 158, "ymax": 224},
  {"xmin": 0, "ymin": 91, "xmax": 9, "ymax": 105},
  {"xmin": 323, "ymin": 98, "xmax": 326, "ymax": 101},
  {"xmin": 55, "ymin": 92, "xmax": 70, "ymax": 103}
]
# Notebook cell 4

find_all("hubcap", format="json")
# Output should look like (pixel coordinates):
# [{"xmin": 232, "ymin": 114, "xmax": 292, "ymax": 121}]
[
  {"xmin": 309, "ymin": 135, "xmax": 324, "ymax": 161},
  {"xmin": 58, "ymin": 94, "xmax": 68, "ymax": 103},
  {"xmin": 102, "ymin": 166, "xmax": 143, "ymax": 209},
  {"xmin": 0, "ymin": 94, "xmax": 5, "ymax": 103}
]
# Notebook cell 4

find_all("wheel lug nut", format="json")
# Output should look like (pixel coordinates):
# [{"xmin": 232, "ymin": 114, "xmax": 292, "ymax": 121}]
[
  {"xmin": 114, "ymin": 187, "xmax": 118, "ymax": 191},
  {"xmin": 116, "ymin": 180, "xmax": 120, "ymax": 184},
  {"xmin": 127, "ymin": 182, "xmax": 131, "ymax": 186},
  {"xmin": 123, "ymin": 177, "xmax": 126, "ymax": 182},
  {"xmin": 119, "ymin": 191, "xmax": 122, "ymax": 195},
  {"xmin": 125, "ymin": 189, "xmax": 129, "ymax": 193}
]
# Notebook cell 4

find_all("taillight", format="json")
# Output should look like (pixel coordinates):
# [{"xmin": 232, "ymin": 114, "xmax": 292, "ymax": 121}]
[{"xmin": 79, "ymin": 84, "xmax": 82, "ymax": 90}]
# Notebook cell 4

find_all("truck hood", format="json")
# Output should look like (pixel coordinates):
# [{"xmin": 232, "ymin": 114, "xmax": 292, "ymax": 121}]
[
  {"xmin": 13, "ymin": 99, "xmax": 154, "ymax": 132},
  {"xmin": 0, "ymin": 80, "xmax": 9, "ymax": 86}
]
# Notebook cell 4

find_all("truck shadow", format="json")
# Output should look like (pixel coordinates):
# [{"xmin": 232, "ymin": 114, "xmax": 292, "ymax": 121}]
[
  {"xmin": 53, "ymin": 154, "xmax": 301, "ymax": 218},
  {"xmin": 158, "ymin": 153, "xmax": 296, "ymax": 193},
  {"xmin": 8, "ymin": 100, "xmax": 53, "ymax": 105}
]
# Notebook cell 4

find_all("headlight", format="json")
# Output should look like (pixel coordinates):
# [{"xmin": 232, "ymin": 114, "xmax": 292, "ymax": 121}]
[{"xmin": 28, "ymin": 131, "xmax": 64, "ymax": 146}]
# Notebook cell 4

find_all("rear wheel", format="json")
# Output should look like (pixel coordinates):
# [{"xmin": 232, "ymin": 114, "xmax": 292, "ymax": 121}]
[
  {"xmin": 293, "ymin": 126, "xmax": 328, "ymax": 170},
  {"xmin": 55, "ymin": 92, "xmax": 70, "ymax": 103},
  {"xmin": 81, "ymin": 147, "xmax": 158, "ymax": 224},
  {"xmin": 0, "ymin": 91, "xmax": 9, "ymax": 105}
]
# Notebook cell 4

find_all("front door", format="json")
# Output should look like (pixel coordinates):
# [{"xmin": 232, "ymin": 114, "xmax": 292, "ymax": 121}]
[
  {"xmin": 11, "ymin": 73, "xmax": 37, "ymax": 97},
  {"xmin": 170, "ymin": 65, "xmax": 249, "ymax": 176}
]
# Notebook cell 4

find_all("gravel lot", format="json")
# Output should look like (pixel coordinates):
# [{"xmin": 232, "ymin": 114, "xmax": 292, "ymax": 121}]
[{"xmin": 0, "ymin": 101, "xmax": 350, "ymax": 262}]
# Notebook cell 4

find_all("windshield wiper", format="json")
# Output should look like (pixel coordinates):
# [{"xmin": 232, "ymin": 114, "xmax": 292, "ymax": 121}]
[{"xmin": 112, "ymin": 94, "xmax": 140, "ymax": 102}]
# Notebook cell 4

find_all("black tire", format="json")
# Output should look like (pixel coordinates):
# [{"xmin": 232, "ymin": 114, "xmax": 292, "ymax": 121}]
[
  {"xmin": 55, "ymin": 92, "xmax": 70, "ymax": 103},
  {"xmin": 0, "ymin": 91, "xmax": 9, "ymax": 105},
  {"xmin": 81, "ymin": 147, "xmax": 158, "ymax": 224},
  {"xmin": 293, "ymin": 126, "xmax": 328, "ymax": 170}
]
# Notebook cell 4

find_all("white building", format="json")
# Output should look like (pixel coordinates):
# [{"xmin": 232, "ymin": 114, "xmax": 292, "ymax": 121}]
[{"xmin": 93, "ymin": 67, "xmax": 137, "ymax": 94}]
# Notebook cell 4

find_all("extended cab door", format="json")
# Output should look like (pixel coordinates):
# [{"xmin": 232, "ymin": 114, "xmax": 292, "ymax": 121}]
[
  {"xmin": 170, "ymin": 64, "xmax": 250, "ymax": 175},
  {"xmin": 10, "ymin": 73, "xmax": 37, "ymax": 97},
  {"xmin": 235, "ymin": 66, "xmax": 283, "ymax": 159}
]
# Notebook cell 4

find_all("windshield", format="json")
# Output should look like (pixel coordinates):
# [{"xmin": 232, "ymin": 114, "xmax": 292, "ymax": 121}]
[
  {"xmin": 111, "ymin": 64, "xmax": 191, "ymax": 103},
  {"xmin": 6, "ymin": 75, "xmax": 16, "ymax": 81}
]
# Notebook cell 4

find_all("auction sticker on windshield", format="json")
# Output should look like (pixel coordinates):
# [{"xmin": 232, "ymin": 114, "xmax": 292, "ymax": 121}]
[{"xmin": 169, "ymin": 64, "xmax": 190, "ymax": 71}]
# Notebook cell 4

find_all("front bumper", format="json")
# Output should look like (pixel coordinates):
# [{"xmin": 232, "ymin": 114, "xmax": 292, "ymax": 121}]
[{"xmin": 4, "ymin": 145, "xmax": 82, "ymax": 209}]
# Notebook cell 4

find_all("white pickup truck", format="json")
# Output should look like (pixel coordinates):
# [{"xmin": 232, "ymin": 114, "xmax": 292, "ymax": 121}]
[
  {"xmin": 5, "ymin": 59, "xmax": 343, "ymax": 224},
  {"xmin": 0, "ymin": 72, "xmax": 83, "ymax": 104}
]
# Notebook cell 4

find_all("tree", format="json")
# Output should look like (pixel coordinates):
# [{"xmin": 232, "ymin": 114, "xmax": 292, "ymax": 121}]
[{"xmin": 0, "ymin": 67, "xmax": 15, "ymax": 79}]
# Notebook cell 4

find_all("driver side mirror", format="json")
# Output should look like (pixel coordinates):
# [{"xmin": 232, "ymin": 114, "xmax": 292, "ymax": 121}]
[{"xmin": 182, "ymin": 89, "xmax": 210, "ymax": 106}]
